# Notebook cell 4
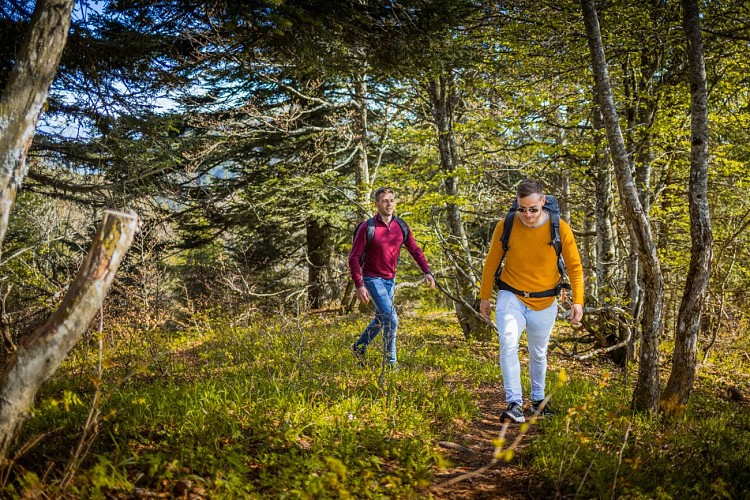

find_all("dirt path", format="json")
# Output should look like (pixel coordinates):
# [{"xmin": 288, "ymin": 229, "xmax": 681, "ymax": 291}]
[{"xmin": 430, "ymin": 384, "xmax": 545, "ymax": 499}]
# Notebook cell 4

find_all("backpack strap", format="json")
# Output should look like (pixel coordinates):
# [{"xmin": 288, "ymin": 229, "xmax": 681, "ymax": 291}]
[
  {"xmin": 358, "ymin": 217, "xmax": 377, "ymax": 267},
  {"xmin": 496, "ymin": 279, "xmax": 566, "ymax": 298},
  {"xmin": 393, "ymin": 216, "xmax": 409, "ymax": 243},
  {"xmin": 358, "ymin": 216, "xmax": 408, "ymax": 267},
  {"xmin": 494, "ymin": 209, "xmax": 517, "ymax": 282},
  {"xmin": 493, "ymin": 196, "xmax": 571, "ymax": 296},
  {"xmin": 548, "ymin": 210, "xmax": 569, "ymax": 284}
]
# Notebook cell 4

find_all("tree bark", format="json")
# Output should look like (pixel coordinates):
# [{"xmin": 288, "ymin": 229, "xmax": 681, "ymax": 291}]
[
  {"xmin": 342, "ymin": 71, "xmax": 372, "ymax": 312},
  {"xmin": 581, "ymin": 0, "xmax": 665, "ymax": 412},
  {"xmin": 592, "ymin": 95, "xmax": 618, "ymax": 298},
  {"xmin": 307, "ymin": 218, "xmax": 333, "ymax": 309},
  {"xmin": 353, "ymin": 72, "xmax": 371, "ymax": 219},
  {"xmin": 661, "ymin": 0, "xmax": 713, "ymax": 415},
  {"xmin": 0, "ymin": 210, "xmax": 139, "ymax": 462},
  {"xmin": 427, "ymin": 74, "xmax": 493, "ymax": 341},
  {"xmin": 0, "ymin": 0, "xmax": 75, "ymax": 258},
  {"xmin": 593, "ymin": 99, "xmax": 617, "ymax": 295}
]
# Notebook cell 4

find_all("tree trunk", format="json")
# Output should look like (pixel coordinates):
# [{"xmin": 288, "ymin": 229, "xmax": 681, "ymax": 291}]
[
  {"xmin": 581, "ymin": 0, "xmax": 665, "ymax": 412},
  {"xmin": 554, "ymin": 109, "xmax": 572, "ymax": 223},
  {"xmin": 307, "ymin": 218, "xmax": 333, "ymax": 309},
  {"xmin": 342, "ymin": 71, "xmax": 371, "ymax": 312},
  {"xmin": 0, "ymin": 0, "xmax": 75, "ymax": 257},
  {"xmin": 661, "ymin": 0, "xmax": 713, "ymax": 415},
  {"xmin": 0, "ymin": 210, "xmax": 139, "ymax": 461},
  {"xmin": 353, "ymin": 73, "xmax": 371, "ymax": 219},
  {"xmin": 592, "ymin": 89, "xmax": 630, "ymax": 365},
  {"xmin": 427, "ymin": 74, "xmax": 493, "ymax": 340},
  {"xmin": 592, "ymin": 96, "xmax": 618, "ymax": 297}
]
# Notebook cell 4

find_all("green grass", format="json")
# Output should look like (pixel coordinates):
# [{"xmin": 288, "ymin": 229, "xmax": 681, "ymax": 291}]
[
  {"xmin": 526, "ymin": 367, "xmax": 750, "ymax": 498},
  {"xmin": 5, "ymin": 310, "xmax": 482, "ymax": 498},
  {"xmin": 4, "ymin": 309, "xmax": 750, "ymax": 498}
]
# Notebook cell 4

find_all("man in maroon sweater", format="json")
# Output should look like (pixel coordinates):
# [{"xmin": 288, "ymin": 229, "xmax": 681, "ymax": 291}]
[{"xmin": 348, "ymin": 187, "xmax": 436, "ymax": 367}]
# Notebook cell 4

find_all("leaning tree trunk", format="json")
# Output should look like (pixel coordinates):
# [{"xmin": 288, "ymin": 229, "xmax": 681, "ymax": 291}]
[
  {"xmin": 581, "ymin": 0, "xmax": 665, "ymax": 412},
  {"xmin": 661, "ymin": 0, "xmax": 713, "ymax": 415},
  {"xmin": 0, "ymin": 0, "xmax": 75, "ymax": 258},
  {"xmin": 427, "ymin": 74, "xmax": 493, "ymax": 341},
  {"xmin": 0, "ymin": 210, "xmax": 139, "ymax": 462}
]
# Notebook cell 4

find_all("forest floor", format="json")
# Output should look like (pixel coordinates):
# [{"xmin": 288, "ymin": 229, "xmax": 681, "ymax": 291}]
[
  {"xmin": 425, "ymin": 319, "xmax": 611, "ymax": 499},
  {"xmin": 430, "ymin": 382, "xmax": 545, "ymax": 499},
  {"xmin": 9, "ymin": 309, "xmax": 749, "ymax": 498}
]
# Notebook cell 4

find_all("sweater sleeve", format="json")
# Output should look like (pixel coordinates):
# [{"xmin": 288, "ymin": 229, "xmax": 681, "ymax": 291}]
[{"xmin": 479, "ymin": 220, "xmax": 505, "ymax": 300}]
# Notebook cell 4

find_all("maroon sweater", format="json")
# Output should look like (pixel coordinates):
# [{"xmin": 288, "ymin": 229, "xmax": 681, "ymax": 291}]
[{"xmin": 348, "ymin": 214, "xmax": 431, "ymax": 288}]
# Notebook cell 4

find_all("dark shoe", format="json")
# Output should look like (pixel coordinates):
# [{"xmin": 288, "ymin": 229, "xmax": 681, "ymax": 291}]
[
  {"xmin": 351, "ymin": 343, "xmax": 365, "ymax": 365},
  {"xmin": 501, "ymin": 402, "xmax": 525, "ymax": 423},
  {"xmin": 531, "ymin": 399, "xmax": 554, "ymax": 417}
]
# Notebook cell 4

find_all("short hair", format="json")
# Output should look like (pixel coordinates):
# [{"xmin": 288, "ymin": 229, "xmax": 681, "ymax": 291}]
[
  {"xmin": 374, "ymin": 187, "xmax": 395, "ymax": 202},
  {"xmin": 517, "ymin": 179, "xmax": 544, "ymax": 199}
]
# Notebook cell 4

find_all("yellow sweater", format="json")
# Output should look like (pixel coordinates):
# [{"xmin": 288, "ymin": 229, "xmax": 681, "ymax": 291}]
[{"xmin": 479, "ymin": 213, "xmax": 584, "ymax": 310}]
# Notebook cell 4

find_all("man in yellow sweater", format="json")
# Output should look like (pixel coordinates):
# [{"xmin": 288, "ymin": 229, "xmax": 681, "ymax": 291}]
[{"xmin": 479, "ymin": 179, "xmax": 584, "ymax": 423}]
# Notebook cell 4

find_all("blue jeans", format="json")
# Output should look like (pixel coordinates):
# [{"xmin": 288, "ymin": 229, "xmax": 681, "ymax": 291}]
[
  {"xmin": 495, "ymin": 291, "xmax": 558, "ymax": 405},
  {"xmin": 354, "ymin": 277, "xmax": 398, "ymax": 364}
]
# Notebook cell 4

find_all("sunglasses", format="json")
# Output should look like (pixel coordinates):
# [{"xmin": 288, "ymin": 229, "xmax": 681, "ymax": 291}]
[{"xmin": 517, "ymin": 207, "xmax": 541, "ymax": 213}]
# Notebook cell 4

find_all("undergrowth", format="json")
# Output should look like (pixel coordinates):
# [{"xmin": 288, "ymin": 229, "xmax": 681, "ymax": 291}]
[
  {"xmin": 527, "ymin": 340, "xmax": 750, "ymax": 498},
  {"xmin": 3, "ymin": 309, "xmax": 486, "ymax": 498},
  {"xmin": 2, "ymin": 308, "xmax": 749, "ymax": 498}
]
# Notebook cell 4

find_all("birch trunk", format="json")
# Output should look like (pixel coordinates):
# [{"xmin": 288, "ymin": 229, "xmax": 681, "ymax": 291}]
[
  {"xmin": 661, "ymin": 0, "xmax": 713, "ymax": 414},
  {"xmin": 0, "ymin": 210, "xmax": 139, "ymax": 461},
  {"xmin": 592, "ymin": 94, "xmax": 618, "ymax": 297},
  {"xmin": 581, "ymin": 0, "xmax": 665, "ymax": 412}
]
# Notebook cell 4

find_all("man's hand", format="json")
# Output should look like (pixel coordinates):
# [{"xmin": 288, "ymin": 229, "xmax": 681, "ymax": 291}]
[
  {"xmin": 424, "ymin": 273, "xmax": 436, "ymax": 289},
  {"xmin": 570, "ymin": 303, "xmax": 583, "ymax": 326},
  {"xmin": 356, "ymin": 286, "xmax": 370, "ymax": 304},
  {"xmin": 480, "ymin": 299, "xmax": 492, "ymax": 319}
]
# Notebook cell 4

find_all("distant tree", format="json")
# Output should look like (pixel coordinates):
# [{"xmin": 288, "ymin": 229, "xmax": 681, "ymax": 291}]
[{"xmin": 424, "ymin": 71, "xmax": 494, "ymax": 340}]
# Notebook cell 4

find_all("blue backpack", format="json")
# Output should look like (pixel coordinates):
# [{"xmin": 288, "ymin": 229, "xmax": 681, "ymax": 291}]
[
  {"xmin": 493, "ymin": 195, "xmax": 571, "ymax": 298},
  {"xmin": 354, "ymin": 216, "xmax": 409, "ymax": 266}
]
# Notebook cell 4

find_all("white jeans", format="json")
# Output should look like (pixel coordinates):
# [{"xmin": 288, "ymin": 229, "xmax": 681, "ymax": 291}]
[{"xmin": 495, "ymin": 291, "xmax": 558, "ymax": 405}]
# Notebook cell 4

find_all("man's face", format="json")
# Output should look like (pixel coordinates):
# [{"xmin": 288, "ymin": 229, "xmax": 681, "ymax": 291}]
[
  {"xmin": 517, "ymin": 193, "xmax": 546, "ymax": 227},
  {"xmin": 375, "ymin": 192, "xmax": 396, "ymax": 217}
]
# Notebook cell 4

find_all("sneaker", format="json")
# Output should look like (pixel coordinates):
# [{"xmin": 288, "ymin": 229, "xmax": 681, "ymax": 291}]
[
  {"xmin": 351, "ymin": 344, "xmax": 365, "ymax": 365},
  {"xmin": 531, "ymin": 400, "xmax": 554, "ymax": 417},
  {"xmin": 501, "ymin": 402, "xmax": 525, "ymax": 423}
]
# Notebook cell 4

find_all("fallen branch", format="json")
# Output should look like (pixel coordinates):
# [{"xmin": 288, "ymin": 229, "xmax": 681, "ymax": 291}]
[{"xmin": 550, "ymin": 305, "xmax": 633, "ymax": 360}]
